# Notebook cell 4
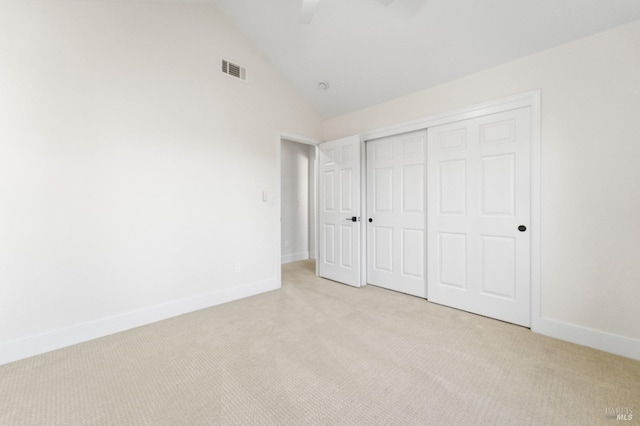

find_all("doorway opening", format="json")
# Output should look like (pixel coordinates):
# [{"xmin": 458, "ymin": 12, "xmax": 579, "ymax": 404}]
[{"xmin": 280, "ymin": 139, "xmax": 317, "ymax": 266}]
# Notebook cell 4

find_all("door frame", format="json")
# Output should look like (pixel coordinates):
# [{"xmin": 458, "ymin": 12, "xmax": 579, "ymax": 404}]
[
  {"xmin": 276, "ymin": 132, "xmax": 321, "ymax": 285},
  {"xmin": 361, "ymin": 90, "xmax": 541, "ymax": 331}
]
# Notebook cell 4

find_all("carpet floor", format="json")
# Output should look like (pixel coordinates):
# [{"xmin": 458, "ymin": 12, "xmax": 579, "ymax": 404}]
[{"xmin": 1, "ymin": 260, "xmax": 638, "ymax": 425}]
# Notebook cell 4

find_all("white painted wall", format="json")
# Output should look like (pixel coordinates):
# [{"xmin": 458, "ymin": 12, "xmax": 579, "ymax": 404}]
[
  {"xmin": 280, "ymin": 140, "xmax": 311, "ymax": 263},
  {"xmin": 324, "ymin": 20, "xmax": 640, "ymax": 347},
  {"xmin": 0, "ymin": 0, "xmax": 321, "ymax": 362}
]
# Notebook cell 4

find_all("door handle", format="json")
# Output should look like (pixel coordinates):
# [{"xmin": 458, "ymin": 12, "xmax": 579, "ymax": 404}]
[{"xmin": 345, "ymin": 216, "xmax": 357, "ymax": 222}]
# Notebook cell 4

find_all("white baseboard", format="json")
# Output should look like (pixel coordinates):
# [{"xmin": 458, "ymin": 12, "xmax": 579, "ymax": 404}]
[
  {"xmin": 535, "ymin": 318, "xmax": 640, "ymax": 361},
  {"xmin": 0, "ymin": 277, "xmax": 280, "ymax": 366},
  {"xmin": 281, "ymin": 251, "xmax": 309, "ymax": 264}
]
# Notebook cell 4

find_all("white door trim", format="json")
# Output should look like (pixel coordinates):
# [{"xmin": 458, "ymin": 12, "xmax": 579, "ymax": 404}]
[
  {"xmin": 276, "ymin": 132, "xmax": 322, "ymax": 284},
  {"xmin": 360, "ymin": 90, "xmax": 541, "ymax": 332},
  {"xmin": 359, "ymin": 137, "xmax": 367, "ymax": 286}
]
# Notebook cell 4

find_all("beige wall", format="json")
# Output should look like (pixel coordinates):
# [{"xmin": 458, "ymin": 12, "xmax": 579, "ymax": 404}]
[
  {"xmin": 325, "ymin": 20, "xmax": 640, "ymax": 341},
  {"xmin": 0, "ymin": 0, "xmax": 321, "ymax": 347}
]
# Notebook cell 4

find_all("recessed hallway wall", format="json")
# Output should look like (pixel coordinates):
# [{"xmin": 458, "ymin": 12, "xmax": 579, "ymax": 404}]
[{"xmin": 281, "ymin": 140, "xmax": 315, "ymax": 263}]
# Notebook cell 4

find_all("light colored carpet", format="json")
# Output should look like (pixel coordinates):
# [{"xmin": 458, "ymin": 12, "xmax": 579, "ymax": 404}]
[{"xmin": 1, "ymin": 260, "xmax": 638, "ymax": 425}]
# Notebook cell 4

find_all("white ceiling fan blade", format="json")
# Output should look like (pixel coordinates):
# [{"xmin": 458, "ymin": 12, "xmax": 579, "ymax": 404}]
[
  {"xmin": 375, "ymin": 0, "xmax": 397, "ymax": 6},
  {"xmin": 299, "ymin": 0, "xmax": 320, "ymax": 24}
]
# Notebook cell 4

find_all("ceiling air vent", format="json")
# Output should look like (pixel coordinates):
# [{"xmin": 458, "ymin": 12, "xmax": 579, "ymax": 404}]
[{"xmin": 222, "ymin": 59, "xmax": 247, "ymax": 82}]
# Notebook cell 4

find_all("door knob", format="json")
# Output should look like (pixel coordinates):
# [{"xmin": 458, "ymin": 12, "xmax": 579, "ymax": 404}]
[
  {"xmin": 368, "ymin": 218, "xmax": 373, "ymax": 223},
  {"xmin": 345, "ymin": 216, "xmax": 357, "ymax": 222},
  {"xmin": 518, "ymin": 225, "xmax": 527, "ymax": 232}
]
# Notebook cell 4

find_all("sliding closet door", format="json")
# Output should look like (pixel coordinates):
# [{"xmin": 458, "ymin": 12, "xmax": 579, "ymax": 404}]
[
  {"xmin": 366, "ymin": 130, "xmax": 427, "ymax": 297},
  {"xmin": 427, "ymin": 108, "xmax": 531, "ymax": 327}
]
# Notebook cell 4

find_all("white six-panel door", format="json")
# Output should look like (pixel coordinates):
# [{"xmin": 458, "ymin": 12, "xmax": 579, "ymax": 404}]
[
  {"xmin": 318, "ymin": 136, "xmax": 361, "ymax": 287},
  {"xmin": 366, "ymin": 130, "xmax": 427, "ymax": 297},
  {"xmin": 427, "ymin": 108, "xmax": 531, "ymax": 327}
]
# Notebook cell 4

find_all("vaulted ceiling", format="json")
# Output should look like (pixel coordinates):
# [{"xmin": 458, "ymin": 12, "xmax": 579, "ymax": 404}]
[
  {"xmin": 89, "ymin": 0, "xmax": 640, "ymax": 118},
  {"xmin": 209, "ymin": 0, "xmax": 640, "ymax": 118}
]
